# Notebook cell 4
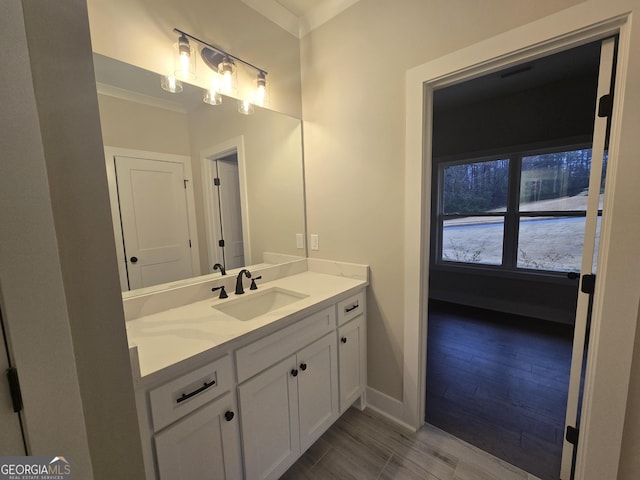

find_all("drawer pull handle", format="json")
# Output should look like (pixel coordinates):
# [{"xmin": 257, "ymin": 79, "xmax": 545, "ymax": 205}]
[
  {"xmin": 341, "ymin": 337, "xmax": 348, "ymax": 344},
  {"xmin": 291, "ymin": 369, "xmax": 299, "ymax": 377},
  {"xmin": 345, "ymin": 303, "xmax": 359, "ymax": 313},
  {"xmin": 299, "ymin": 363, "xmax": 307, "ymax": 371},
  {"xmin": 224, "ymin": 411, "xmax": 235, "ymax": 422},
  {"xmin": 176, "ymin": 380, "xmax": 216, "ymax": 404}
]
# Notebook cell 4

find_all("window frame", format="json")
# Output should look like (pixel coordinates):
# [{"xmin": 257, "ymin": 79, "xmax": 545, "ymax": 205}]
[{"xmin": 433, "ymin": 142, "xmax": 598, "ymax": 277}]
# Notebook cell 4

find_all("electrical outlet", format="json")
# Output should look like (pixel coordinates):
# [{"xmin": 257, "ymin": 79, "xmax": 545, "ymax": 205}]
[
  {"xmin": 311, "ymin": 234, "xmax": 319, "ymax": 251},
  {"xmin": 296, "ymin": 233, "xmax": 304, "ymax": 249}
]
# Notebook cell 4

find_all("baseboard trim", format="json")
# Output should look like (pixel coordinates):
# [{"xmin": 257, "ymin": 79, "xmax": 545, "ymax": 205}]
[{"xmin": 365, "ymin": 386, "xmax": 417, "ymax": 432}]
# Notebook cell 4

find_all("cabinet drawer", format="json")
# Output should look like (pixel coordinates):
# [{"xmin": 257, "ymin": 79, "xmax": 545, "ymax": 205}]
[
  {"xmin": 236, "ymin": 306, "xmax": 335, "ymax": 383},
  {"xmin": 149, "ymin": 355, "xmax": 233, "ymax": 432},
  {"xmin": 337, "ymin": 291, "xmax": 364, "ymax": 326}
]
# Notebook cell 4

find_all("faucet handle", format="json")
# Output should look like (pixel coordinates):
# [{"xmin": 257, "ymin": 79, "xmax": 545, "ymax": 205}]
[
  {"xmin": 212, "ymin": 285, "xmax": 228, "ymax": 299},
  {"xmin": 250, "ymin": 276, "xmax": 262, "ymax": 290}
]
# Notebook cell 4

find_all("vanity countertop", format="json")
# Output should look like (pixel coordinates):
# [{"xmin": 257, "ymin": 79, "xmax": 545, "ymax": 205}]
[{"xmin": 126, "ymin": 271, "xmax": 367, "ymax": 378}]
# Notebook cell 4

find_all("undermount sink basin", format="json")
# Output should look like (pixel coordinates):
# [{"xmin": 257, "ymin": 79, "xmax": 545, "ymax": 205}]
[{"xmin": 213, "ymin": 287, "xmax": 309, "ymax": 321}]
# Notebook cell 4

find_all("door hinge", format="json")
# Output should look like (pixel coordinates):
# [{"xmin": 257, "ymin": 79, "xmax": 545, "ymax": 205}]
[
  {"xmin": 598, "ymin": 94, "xmax": 613, "ymax": 118},
  {"xmin": 189, "ymin": 239, "xmax": 192, "ymax": 248},
  {"xmin": 183, "ymin": 179, "xmax": 189, "ymax": 189},
  {"xmin": 214, "ymin": 178, "xmax": 221, "ymax": 186},
  {"xmin": 218, "ymin": 239, "xmax": 225, "ymax": 247},
  {"xmin": 581, "ymin": 274, "xmax": 596, "ymax": 295},
  {"xmin": 6, "ymin": 367, "xmax": 23, "ymax": 413},
  {"xmin": 566, "ymin": 425, "xmax": 579, "ymax": 446}
]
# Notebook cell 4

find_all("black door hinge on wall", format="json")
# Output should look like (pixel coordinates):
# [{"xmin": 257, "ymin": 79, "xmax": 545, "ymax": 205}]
[
  {"xmin": 581, "ymin": 274, "xmax": 596, "ymax": 295},
  {"xmin": 598, "ymin": 94, "xmax": 613, "ymax": 118},
  {"xmin": 214, "ymin": 178, "xmax": 221, "ymax": 186},
  {"xmin": 6, "ymin": 367, "xmax": 23, "ymax": 413},
  {"xmin": 566, "ymin": 425, "xmax": 579, "ymax": 446},
  {"xmin": 218, "ymin": 240, "xmax": 225, "ymax": 247}
]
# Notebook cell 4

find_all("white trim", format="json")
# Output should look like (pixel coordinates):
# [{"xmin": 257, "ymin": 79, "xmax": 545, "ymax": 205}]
[
  {"xmin": 240, "ymin": 0, "xmax": 300, "ymax": 38},
  {"xmin": 405, "ymin": 5, "xmax": 633, "ymax": 480},
  {"xmin": 201, "ymin": 136, "xmax": 252, "ymax": 272},
  {"xmin": 104, "ymin": 147, "xmax": 201, "ymax": 291},
  {"xmin": 365, "ymin": 386, "xmax": 415, "ymax": 432},
  {"xmin": 96, "ymin": 83, "xmax": 187, "ymax": 114}
]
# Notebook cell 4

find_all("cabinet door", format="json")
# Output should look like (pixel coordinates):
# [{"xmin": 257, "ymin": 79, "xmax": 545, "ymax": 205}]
[
  {"xmin": 338, "ymin": 315, "xmax": 365, "ymax": 412},
  {"xmin": 239, "ymin": 355, "xmax": 300, "ymax": 480},
  {"xmin": 155, "ymin": 392, "xmax": 242, "ymax": 480},
  {"xmin": 297, "ymin": 333, "xmax": 339, "ymax": 452}
]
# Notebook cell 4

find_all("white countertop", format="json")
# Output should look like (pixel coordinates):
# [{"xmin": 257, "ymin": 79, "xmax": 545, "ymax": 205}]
[{"xmin": 126, "ymin": 271, "xmax": 367, "ymax": 378}]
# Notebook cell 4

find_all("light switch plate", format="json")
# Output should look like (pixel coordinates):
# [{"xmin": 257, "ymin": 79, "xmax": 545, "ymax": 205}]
[{"xmin": 311, "ymin": 234, "xmax": 319, "ymax": 251}]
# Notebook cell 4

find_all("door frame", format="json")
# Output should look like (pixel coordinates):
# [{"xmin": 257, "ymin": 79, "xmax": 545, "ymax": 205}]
[
  {"xmin": 404, "ymin": 7, "xmax": 634, "ymax": 480},
  {"xmin": 104, "ymin": 146, "xmax": 200, "ymax": 290},
  {"xmin": 201, "ymin": 136, "xmax": 252, "ymax": 271}
]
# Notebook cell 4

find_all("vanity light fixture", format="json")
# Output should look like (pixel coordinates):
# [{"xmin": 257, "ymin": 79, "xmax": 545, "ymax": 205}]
[
  {"xmin": 160, "ymin": 75, "xmax": 183, "ymax": 93},
  {"xmin": 172, "ymin": 28, "xmax": 268, "ymax": 107},
  {"xmin": 255, "ymin": 71, "xmax": 267, "ymax": 107},
  {"xmin": 203, "ymin": 89, "xmax": 223, "ymax": 105},
  {"xmin": 238, "ymin": 99, "xmax": 254, "ymax": 115},
  {"xmin": 174, "ymin": 32, "xmax": 196, "ymax": 80}
]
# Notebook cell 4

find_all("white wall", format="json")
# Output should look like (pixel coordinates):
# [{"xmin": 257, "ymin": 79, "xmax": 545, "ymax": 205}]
[
  {"xmin": 300, "ymin": 0, "xmax": 584, "ymax": 402},
  {"xmin": 0, "ymin": 1, "xmax": 145, "ymax": 478},
  {"xmin": 97, "ymin": 94, "xmax": 191, "ymax": 155}
]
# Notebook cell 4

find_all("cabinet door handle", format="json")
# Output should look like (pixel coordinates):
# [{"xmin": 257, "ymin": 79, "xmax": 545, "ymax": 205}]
[
  {"xmin": 341, "ymin": 337, "xmax": 348, "ymax": 344},
  {"xmin": 299, "ymin": 363, "xmax": 307, "ymax": 371},
  {"xmin": 224, "ymin": 411, "xmax": 234, "ymax": 422},
  {"xmin": 291, "ymin": 369, "xmax": 299, "ymax": 377},
  {"xmin": 345, "ymin": 303, "xmax": 359, "ymax": 313},
  {"xmin": 176, "ymin": 380, "xmax": 216, "ymax": 404}
]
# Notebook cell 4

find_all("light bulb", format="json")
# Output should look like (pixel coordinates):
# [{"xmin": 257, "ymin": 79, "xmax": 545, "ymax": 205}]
[
  {"xmin": 238, "ymin": 99, "xmax": 254, "ymax": 115},
  {"xmin": 256, "ymin": 72, "xmax": 267, "ymax": 107},
  {"xmin": 218, "ymin": 58, "xmax": 235, "ymax": 94},
  {"xmin": 174, "ymin": 33, "xmax": 195, "ymax": 80},
  {"xmin": 161, "ymin": 75, "xmax": 183, "ymax": 93},
  {"xmin": 203, "ymin": 89, "xmax": 222, "ymax": 105}
]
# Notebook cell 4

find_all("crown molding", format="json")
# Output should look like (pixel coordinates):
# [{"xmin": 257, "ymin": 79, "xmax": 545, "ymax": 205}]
[{"xmin": 96, "ymin": 82, "xmax": 188, "ymax": 114}]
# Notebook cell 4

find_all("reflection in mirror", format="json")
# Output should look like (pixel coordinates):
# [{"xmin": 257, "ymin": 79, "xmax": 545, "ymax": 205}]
[{"xmin": 93, "ymin": 54, "xmax": 306, "ymax": 295}]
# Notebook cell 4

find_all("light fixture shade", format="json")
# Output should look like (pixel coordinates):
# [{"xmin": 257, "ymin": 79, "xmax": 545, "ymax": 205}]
[
  {"xmin": 217, "ymin": 57, "xmax": 237, "ymax": 94},
  {"xmin": 203, "ymin": 89, "xmax": 222, "ymax": 105},
  {"xmin": 160, "ymin": 75, "xmax": 183, "ymax": 93},
  {"xmin": 238, "ymin": 99, "xmax": 254, "ymax": 115},
  {"xmin": 255, "ymin": 71, "xmax": 267, "ymax": 107},
  {"xmin": 174, "ymin": 34, "xmax": 196, "ymax": 80}
]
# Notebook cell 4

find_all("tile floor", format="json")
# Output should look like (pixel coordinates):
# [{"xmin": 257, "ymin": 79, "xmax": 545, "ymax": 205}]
[{"xmin": 281, "ymin": 407, "xmax": 542, "ymax": 479}]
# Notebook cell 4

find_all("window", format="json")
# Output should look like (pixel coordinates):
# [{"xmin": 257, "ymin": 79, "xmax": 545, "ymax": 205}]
[{"xmin": 437, "ymin": 147, "xmax": 603, "ymax": 274}]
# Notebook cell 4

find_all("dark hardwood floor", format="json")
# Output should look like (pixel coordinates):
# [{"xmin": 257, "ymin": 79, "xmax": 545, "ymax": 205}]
[{"xmin": 426, "ymin": 300, "xmax": 574, "ymax": 480}]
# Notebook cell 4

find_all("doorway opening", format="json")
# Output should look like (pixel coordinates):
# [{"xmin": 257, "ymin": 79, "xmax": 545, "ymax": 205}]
[
  {"xmin": 426, "ymin": 38, "xmax": 615, "ymax": 480},
  {"xmin": 202, "ymin": 136, "xmax": 251, "ymax": 274}
]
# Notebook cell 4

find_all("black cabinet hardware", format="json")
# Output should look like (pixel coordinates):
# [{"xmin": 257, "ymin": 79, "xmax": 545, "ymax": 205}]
[
  {"xmin": 290, "ymin": 369, "xmax": 298, "ymax": 377},
  {"xmin": 340, "ymin": 337, "xmax": 348, "ymax": 344},
  {"xmin": 225, "ymin": 411, "xmax": 234, "ymax": 422},
  {"xmin": 299, "ymin": 363, "xmax": 307, "ymax": 371},
  {"xmin": 130, "ymin": 256, "xmax": 138, "ymax": 264},
  {"xmin": 345, "ymin": 303, "xmax": 359, "ymax": 313},
  {"xmin": 176, "ymin": 380, "xmax": 216, "ymax": 404}
]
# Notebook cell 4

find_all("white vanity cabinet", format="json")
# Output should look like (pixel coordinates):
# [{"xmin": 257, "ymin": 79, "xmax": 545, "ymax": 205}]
[
  {"xmin": 155, "ymin": 392, "xmax": 242, "ymax": 479},
  {"xmin": 237, "ymin": 308, "xmax": 339, "ymax": 480},
  {"xmin": 131, "ymin": 281, "xmax": 367, "ymax": 480},
  {"xmin": 337, "ymin": 291, "xmax": 367, "ymax": 412},
  {"xmin": 142, "ymin": 355, "xmax": 242, "ymax": 480}
]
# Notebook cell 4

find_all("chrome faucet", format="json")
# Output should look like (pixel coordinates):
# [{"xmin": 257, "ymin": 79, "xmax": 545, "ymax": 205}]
[{"xmin": 235, "ymin": 269, "xmax": 251, "ymax": 295}]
